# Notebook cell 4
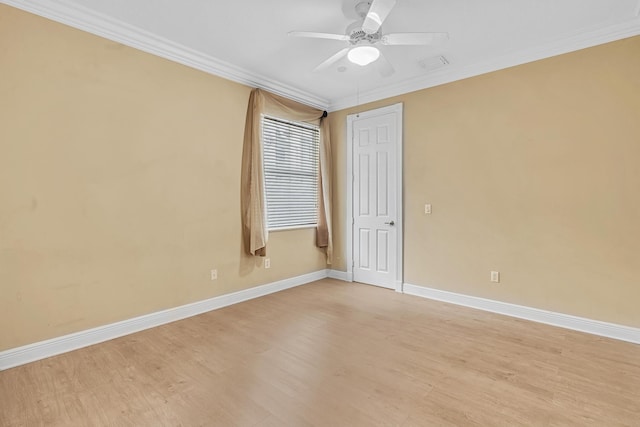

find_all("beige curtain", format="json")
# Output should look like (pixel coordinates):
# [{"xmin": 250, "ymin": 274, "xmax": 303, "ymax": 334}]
[{"xmin": 241, "ymin": 88, "xmax": 333, "ymax": 263}]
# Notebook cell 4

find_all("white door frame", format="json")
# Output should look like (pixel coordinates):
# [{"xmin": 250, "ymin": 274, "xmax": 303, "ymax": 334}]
[{"xmin": 346, "ymin": 103, "xmax": 404, "ymax": 292}]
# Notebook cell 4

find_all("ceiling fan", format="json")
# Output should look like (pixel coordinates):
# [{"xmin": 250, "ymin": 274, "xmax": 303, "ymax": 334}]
[{"xmin": 289, "ymin": 0, "xmax": 449, "ymax": 77}]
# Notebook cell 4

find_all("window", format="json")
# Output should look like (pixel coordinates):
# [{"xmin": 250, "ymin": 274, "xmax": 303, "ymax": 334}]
[{"xmin": 262, "ymin": 115, "xmax": 319, "ymax": 230}]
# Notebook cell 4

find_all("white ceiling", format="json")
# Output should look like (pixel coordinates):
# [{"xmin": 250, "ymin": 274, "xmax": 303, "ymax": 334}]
[{"xmin": 4, "ymin": 0, "xmax": 640, "ymax": 110}]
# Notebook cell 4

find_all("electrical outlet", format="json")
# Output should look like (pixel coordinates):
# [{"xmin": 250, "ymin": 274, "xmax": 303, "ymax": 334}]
[
  {"xmin": 490, "ymin": 271, "xmax": 500, "ymax": 283},
  {"xmin": 210, "ymin": 269, "xmax": 218, "ymax": 280},
  {"xmin": 264, "ymin": 258, "xmax": 271, "ymax": 269},
  {"xmin": 424, "ymin": 203, "xmax": 432, "ymax": 214}
]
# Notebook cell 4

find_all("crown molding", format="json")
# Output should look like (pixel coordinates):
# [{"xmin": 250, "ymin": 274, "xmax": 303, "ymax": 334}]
[
  {"xmin": 1, "ymin": 0, "xmax": 330, "ymax": 110},
  {"xmin": 328, "ymin": 17, "xmax": 640, "ymax": 111},
  {"xmin": 3, "ymin": 0, "xmax": 639, "ymax": 113}
]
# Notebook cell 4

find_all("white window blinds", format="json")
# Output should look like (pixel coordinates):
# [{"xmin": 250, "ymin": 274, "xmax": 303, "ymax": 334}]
[{"xmin": 262, "ymin": 116, "xmax": 319, "ymax": 230}]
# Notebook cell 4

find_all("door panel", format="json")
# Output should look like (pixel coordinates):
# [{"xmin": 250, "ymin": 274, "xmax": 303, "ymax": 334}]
[
  {"xmin": 377, "ymin": 230, "xmax": 389, "ymax": 272},
  {"xmin": 358, "ymin": 154, "xmax": 370, "ymax": 215},
  {"xmin": 377, "ymin": 152, "xmax": 388, "ymax": 216}
]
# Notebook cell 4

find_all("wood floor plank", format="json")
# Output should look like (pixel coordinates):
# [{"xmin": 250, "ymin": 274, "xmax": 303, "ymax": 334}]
[{"xmin": 1, "ymin": 279, "xmax": 639, "ymax": 426}]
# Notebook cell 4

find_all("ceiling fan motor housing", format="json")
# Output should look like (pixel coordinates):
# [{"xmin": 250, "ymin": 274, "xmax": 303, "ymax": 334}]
[{"xmin": 347, "ymin": 20, "xmax": 382, "ymax": 45}]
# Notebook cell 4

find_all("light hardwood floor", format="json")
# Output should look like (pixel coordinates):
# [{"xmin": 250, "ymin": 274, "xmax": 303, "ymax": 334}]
[{"xmin": 2, "ymin": 279, "xmax": 639, "ymax": 426}]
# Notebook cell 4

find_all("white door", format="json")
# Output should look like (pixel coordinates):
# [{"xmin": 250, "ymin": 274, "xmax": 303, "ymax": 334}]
[{"xmin": 349, "ymin": 104, "xmax": 403, "ymax": 290}]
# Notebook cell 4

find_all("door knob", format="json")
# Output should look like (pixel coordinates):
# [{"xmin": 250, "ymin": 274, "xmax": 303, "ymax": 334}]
[{"xmin": 385, "ymin": 220, "xmax": 395, "ymax": 226}]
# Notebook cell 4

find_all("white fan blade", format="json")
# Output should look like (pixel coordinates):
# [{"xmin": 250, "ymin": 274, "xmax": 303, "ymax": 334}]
[
  {"xmin": 375, "ymin": 51, "xmax": 395, "ymax": 77},
  {"xmin": 288, "ymin": 31, "xmax": 350, "ymax": 41},
  {"xmin": 314, "ymin": 48, "xmax": 349, "ymax": 72},
  {"xmin": 362, "ymin": 0, "xmax": 397, "ymax": 34},
  {"xmin": 382, "ymin": 32, "xmax": 449, "ymax": 46}
]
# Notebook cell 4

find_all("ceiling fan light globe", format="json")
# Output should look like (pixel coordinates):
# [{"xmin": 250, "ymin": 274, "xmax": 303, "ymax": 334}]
[{"xmin": 348, "ymin": 46, "xmax": 380, "ymax": 66}]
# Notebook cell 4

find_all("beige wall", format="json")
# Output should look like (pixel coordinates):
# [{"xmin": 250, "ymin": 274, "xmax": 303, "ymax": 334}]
[
  {"xmin": 0, "ymin": 5, "xmax": 326, "ymax": 351},
  {"xmin": 330, "ymin": 36, "xmax": 640, "ymax": 328},
  {"xmin": 2, "ymin": 5, "xmax": 638, "ymax": 353}
]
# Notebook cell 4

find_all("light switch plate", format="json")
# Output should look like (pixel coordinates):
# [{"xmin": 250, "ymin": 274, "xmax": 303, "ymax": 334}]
[{"xmin": 490, "ymin": 271, "xmax": 500, "ymax": 283}]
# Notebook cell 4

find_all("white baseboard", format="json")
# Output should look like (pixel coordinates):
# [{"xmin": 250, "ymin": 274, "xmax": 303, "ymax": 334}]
[
  {"xmin": 403, "ymin": 283, "xmax": 640, "ymax": 345},
  {"xmin": 0, "ymin": 269, "xmax": 329, "ymax": 371},
  {"xmin": 9, "ymin": 274, "xmax": 633, "ymax": 371},
  {"xmin": 327, "ymin": 269, "xmax": 352, "ymax": 282}
]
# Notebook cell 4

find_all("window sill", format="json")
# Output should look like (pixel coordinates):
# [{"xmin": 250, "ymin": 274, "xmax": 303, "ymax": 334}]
[{"xmin": 268, "ymin": 224, "xmax": 318, "ymax": 232}]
